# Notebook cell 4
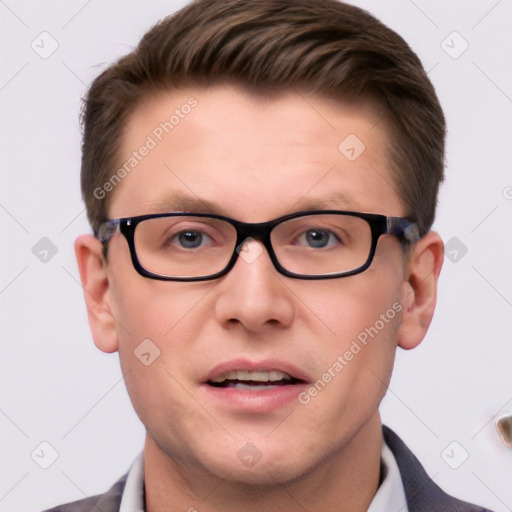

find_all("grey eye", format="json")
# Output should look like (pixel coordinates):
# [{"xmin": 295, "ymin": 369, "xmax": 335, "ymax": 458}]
[
  {"xmin": 301, "ymin": 229, "xmax": 339, "ymax": 248},
  {"xmin": 177, "ymin": 231, "xmax": 204, "ymax": 248}
]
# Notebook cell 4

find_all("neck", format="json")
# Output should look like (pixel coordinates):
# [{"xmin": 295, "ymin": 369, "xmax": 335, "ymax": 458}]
[{"xmin": 144, "ymin": 415, "xmax": 383, "ymax": 512}]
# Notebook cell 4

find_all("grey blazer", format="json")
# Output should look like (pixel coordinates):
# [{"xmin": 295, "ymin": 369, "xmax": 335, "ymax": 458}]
[{"xmin": 43, "ymin": 426, "xmax": 494, "ymax": 511}]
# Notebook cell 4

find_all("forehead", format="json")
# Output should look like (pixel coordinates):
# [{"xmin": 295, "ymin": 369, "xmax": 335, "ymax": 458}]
[{"xmin": 109, "ymin": 85, "xmax": 404, "ymax": 220}]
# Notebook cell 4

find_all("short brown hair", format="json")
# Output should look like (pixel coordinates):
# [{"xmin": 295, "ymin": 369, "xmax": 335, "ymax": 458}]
[{"xmin": 81, "ymin": 0, "xmax": 445, "ymax": 236}]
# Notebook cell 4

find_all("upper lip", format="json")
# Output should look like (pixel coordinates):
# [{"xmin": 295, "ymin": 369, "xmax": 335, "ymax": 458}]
[{"xmin": 204, "ymin": 358, "xmax": 310, "ymax": 384}]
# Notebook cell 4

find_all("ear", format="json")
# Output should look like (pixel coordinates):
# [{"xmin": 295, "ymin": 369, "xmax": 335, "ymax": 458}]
[
  {"xmin": 397, "ymin": 230, "xmax": 444, "ymax": 350},
  {"xmin": 74, "ymin": 234, "xmax": 119, "ymax": 353}
]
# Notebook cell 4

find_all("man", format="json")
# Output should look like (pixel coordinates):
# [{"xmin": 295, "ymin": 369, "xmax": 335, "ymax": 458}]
[{"xmin": 46, "ymin": 0, "xmax": 494, "ymax": 510}]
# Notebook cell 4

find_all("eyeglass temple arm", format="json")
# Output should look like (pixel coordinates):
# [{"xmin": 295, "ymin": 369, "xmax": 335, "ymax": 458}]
[
  {"xmin": 386, "ymin": 217, "xmax": 421, "ymax": 243},
  {"xmin": 97, "ymin": 219, "xmax": 121, "ymax": 244}
]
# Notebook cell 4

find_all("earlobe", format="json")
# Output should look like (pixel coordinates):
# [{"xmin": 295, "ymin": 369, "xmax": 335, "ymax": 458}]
[
  {"xmin": 397, "ymin": 230, "xmax": 444, "ymax": 350},
  {"xmin": 75, "ymin": 234, "xmax": 119, "ymax": 353}
]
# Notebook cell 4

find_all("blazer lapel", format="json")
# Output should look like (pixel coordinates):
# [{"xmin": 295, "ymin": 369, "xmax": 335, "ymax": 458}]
[
  {"xmin": 43, "ymin": 472, "xmax": 127, "ymax": 512},
  {"xmin": 383, "ymin": 426, "xmax": 492, "ymax": 512}
]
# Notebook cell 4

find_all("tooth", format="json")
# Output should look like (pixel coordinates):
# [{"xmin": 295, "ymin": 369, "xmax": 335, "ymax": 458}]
[
  {"xmin": 211, "ymin": 369, "xmax": 294, "ymax": 384},
  {"xmin": 235, "ymin": 370, "xmax": 269, "ymax": 382},
  {"xmin": 210, "ymin": 370, "xmax": 237, "ymax": 383},
  {"xmin": 250, "ymin": 371, "xmax": 269, "ymax": 382},
  {"xmin": 235, "ymin": 383, "xmax": 275, "ymax": 390},
  {"xmin": 269, "ymin": 370, "xmax": 291, "ymax": 381}
]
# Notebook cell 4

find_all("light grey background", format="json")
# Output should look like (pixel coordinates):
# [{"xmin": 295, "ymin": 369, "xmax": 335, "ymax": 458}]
[{"xmin": 1, "ymin": 1, "xmax": 511, "ymax": 511}]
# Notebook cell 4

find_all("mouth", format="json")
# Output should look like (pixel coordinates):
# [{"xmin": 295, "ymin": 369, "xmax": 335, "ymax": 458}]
[
  {"xmin": 201, "ymin": 359, "xmax": 309, "ymax": 412},
  {"xmin": 207, "ymin": 370, "xmax": 304, "ymax": 390}
]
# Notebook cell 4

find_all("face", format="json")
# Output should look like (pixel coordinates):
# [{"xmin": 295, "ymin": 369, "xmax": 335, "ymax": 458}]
[{"xmin": 82, "ymin": 85, "xmax": 429, "ymax": 486}]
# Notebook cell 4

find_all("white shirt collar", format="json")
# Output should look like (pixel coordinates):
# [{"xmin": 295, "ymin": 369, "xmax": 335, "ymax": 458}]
[
  {"xmin": 367, "ymin": 438, "xmax": 409, "ymax": 512},
  {"xmin": 119, "ymin": 452, "xmax": 144, "ymax": 512},
  {"xmin": 120, "ymin": 438, "xmax": 408, "ymax": 512}
]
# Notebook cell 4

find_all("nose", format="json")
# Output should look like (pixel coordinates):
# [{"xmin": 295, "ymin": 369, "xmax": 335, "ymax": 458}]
[{"xmin": 214, "ymin": 239, "xmax": 294, "ymax": 333}]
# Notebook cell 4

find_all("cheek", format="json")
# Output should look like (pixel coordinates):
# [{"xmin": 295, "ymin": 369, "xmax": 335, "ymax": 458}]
[
  {"xmin": 314, "ymin": 281, "xmax": 401, "ymax": 394},
  {"xmin": 109, "ymin": 279, "xmax": 220, "ymax": 451},
  {"xmin": 109, "ymin": 252, "xmax": 215, "ymax": 343},
  {"xmin": 294, "ymin": 262, "xmax": 404, "ymax": 418},
  {"xmin": 299, "ymin": 261, "xmax": 404, "ymax": 347},
  {"xmin": 108, "ymin": 264, "xmax": 216, "ymax": 405}
]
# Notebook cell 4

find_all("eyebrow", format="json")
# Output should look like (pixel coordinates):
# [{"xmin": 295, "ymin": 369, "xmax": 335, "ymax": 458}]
[
  {"xmin": 291, "ymin": 191, "xmax": 362, "ymax": 212},
  {"xmin": 146, "ymin": 192, "xmax": 227, "ymax": 216}
]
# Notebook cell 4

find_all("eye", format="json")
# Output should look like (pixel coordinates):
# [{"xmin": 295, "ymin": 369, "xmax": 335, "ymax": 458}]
[
  {"xmin": 299, "ymin": 229, "xmax": 340, "ymax": 248},
  {"xmin": 172, "ymin": 230, "xmax": 212, "ymax": 249}
]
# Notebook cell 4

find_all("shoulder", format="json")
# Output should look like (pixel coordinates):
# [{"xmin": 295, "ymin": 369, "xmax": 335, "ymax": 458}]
[
  {"xmin": 383, "ymin": 426, "xmax": 495, "ymax": 512},
  {"xmin": 41, "ymin": 473, "xmax": 127, "ymax": 512}
]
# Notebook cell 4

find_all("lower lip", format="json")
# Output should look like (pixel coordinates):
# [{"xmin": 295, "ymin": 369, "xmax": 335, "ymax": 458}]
[{"xmin": 200, "ymin": 383, "xmax": 307, "ymax": 414}]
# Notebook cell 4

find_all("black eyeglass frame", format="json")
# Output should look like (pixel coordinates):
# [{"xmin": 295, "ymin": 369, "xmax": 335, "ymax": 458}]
[{"xmin": 97, "ymin": 210, "xmax": 420, "ymax": 282}]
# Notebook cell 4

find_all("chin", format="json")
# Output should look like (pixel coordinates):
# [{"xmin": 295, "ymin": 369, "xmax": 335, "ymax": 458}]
[
  {"xmin": 198, "ymin": 440, "xmax": 319, "ymax": 487},
  {"xmin": 209, "ymin": 458, "xmax": 303, "ymax": 487}
]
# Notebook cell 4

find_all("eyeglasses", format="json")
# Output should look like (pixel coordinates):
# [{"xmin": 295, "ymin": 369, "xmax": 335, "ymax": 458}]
[{"xmin": 97, "ymin": 210, "xmax": 420, "ymax": 281}]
